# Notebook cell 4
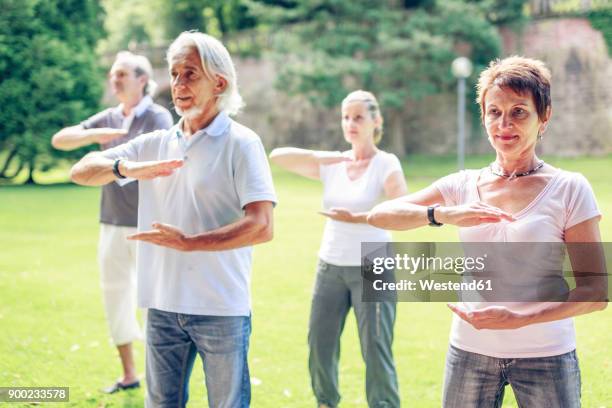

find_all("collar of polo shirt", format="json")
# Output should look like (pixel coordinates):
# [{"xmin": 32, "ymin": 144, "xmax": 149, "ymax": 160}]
[
  {"xmin": 176, "ymin": 111, "xmax": 231, "ymax": 139},
  {"xmin": 116, "ymin": 94, "xmax": 153, "ymax": 119}
]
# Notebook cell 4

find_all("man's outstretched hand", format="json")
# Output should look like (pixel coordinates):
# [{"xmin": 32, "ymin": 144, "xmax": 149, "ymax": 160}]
[
  {"xmin": 120, "ymin": 159, "xmax": 184, "ymax": 180},
  {"xmin": 128, "ymin": 222, "xmax": 191, "ymax": 251}
]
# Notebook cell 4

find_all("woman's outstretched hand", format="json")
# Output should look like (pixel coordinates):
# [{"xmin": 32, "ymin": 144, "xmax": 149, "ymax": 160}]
[
  {"xmin": 448, "ymin": 303, "xmax": 528, "ymax": 330},
  {"xmin": 319, "ymin": 207, "xmax": 367, "ymax": 223}
]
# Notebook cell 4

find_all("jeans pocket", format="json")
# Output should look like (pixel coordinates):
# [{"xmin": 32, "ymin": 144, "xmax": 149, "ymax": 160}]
[
  {"xmin": 570, "ymin": 350, "xmax": 579, "ymax": 364},
  {"xmin": 312, "ymin": 262, "xmax": 325, "ymax": 297}
]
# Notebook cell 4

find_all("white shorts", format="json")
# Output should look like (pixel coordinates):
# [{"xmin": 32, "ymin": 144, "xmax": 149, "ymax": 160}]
[{"xmin": 98, "ymin": 223, "xmax": 142, "ymax": 346}]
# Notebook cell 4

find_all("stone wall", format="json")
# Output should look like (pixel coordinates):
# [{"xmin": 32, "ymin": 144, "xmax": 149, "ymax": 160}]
[
  {"xmin": 500, "ymin": 18, "xmax": 612, "ymax": 156},
  {"xmin": 104, "ymin": 17, "xmax": 611, "ymax": 156}
]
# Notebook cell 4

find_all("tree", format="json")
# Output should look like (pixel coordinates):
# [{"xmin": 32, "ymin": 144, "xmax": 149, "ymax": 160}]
[
  {"xmin": 588, "ymin": 8, "xmax": 612, "ymax": 54},
  {"xmin": 250, "ymin": 0, "xmax": 501, "ymax": 156},
  {"xmin": 0, "ymin": 0, "xmax": 105, "ymax": 183},
  {"xmin": 469, "ymin": 0, "xmax": 528, "ymax": 25},
  {"xmin": 161, "ymin": 0, "xmax": 258, "ymax": 39},
  {"xmin": 99, "ymin": 0, "xmax": 156, "ymax": 51}
]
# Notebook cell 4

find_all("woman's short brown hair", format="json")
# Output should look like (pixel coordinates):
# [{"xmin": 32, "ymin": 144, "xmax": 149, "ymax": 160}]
[{"xmin": 477, "ymin": 56, "xmax": 551, "ymax": 122}]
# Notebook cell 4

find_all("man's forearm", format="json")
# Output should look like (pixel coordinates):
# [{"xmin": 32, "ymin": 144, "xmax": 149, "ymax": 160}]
[
  {"xmin": 185, "ymin": 214, "xmax": 273, "ymax": 251},
  {"xmin": 70, "ymin": 152, "xmax": 117, "ymax": 186},
  {"xmin": 52, "ymin": 126, "xmax": 96, "ymax": 150}
]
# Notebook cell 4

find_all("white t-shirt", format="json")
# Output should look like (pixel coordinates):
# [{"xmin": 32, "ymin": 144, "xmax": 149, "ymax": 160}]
[
  {"xmin": 102, "ymin": 112, "xmax": 277, "ymax": 316},
  {"xmin": 434, "ymin": 169, "xmax": 601, "ymax": 358},
  {"xmin": 318, "ymin": 150, "xmax": 403, "ymax": 266}
]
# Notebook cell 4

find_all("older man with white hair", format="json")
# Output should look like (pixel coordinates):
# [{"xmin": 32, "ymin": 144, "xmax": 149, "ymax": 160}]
[
  {"xmin": 52, "ymin": 51, "xmax": 173, "ymax": 393},
  {"xmin": 69, "ymin": 32, "xmax": 276, "ymax": 407}
]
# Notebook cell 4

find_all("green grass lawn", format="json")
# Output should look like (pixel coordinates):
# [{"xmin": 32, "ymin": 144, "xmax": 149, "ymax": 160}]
[{"xmin": 0, "ymin": 155, "xmax": 610, "ymax": 407}]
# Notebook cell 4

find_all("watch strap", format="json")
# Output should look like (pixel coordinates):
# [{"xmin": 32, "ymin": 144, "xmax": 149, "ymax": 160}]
[
  {"xmin": 427, "ymin": 204, "xmax": 443, "ymax": 227},
  {"xmin": 112, "ymin": 159, "xmax": 126, "ymax": 179}
]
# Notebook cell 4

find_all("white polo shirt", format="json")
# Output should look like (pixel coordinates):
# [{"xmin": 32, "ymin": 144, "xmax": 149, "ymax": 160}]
[{"xmin": 102, "ymin": 111, "xmax": 277, "ymax": 316}]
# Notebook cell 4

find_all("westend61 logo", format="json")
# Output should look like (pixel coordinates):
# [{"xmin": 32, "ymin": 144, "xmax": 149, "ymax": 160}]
[
  {"xmin": 371, "ymin": 253, "xmax": 487, "ymax": 275},
  {"xmin": 361, "ymin": 242, "xmax": 612, "ymax": 302}
]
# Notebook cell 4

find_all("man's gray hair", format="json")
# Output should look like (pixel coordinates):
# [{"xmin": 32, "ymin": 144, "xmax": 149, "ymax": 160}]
[
  {"xmin": 114, "ymin": 51, "xmax": 158, "ymax": 96},
  {"xmin": 166, "ymin": 31, "xmax": 244, "ymax": 116}
]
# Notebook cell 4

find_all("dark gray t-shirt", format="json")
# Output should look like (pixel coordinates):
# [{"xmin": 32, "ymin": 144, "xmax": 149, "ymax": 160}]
[{"xmin": 81, "ymin": 102, "xmax": 173, "ymax": 226}]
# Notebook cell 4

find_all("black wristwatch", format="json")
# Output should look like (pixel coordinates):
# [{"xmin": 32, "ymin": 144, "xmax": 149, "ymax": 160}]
[
  {"xmin": 112, "ymin": 159, "xmax": 126, "ymax": 179},
  {"xmin": 427, "ymin": 204, "xmax": 443, "ymax": 227}
]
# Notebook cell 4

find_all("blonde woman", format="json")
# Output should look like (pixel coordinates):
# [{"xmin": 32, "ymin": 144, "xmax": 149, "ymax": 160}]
[{"xmin": 270, "ymin": 90, "xmax": 407, "ymax": 408}]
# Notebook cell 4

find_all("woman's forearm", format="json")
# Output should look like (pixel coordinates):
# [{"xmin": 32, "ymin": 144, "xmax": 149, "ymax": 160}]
[
  {"xmin": 367, "ymin": 199, "xmax": 429, "ymax": 230},
  {"xmin": 269, "ymin": 147, "xmax": 321, "ymax": 179},
  {"xmin": 269, "ymin": 147, "xmax": 316, "ymax": 170},
  {"xmin": 523, "ymin": 297, "xmax": 607, "ymax": 326}
]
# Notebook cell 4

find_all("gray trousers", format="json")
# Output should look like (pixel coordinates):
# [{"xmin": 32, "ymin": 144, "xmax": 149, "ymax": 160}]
[{"xmin": 308, "ymin": 259, "xmax": 400, "ymax": 408}]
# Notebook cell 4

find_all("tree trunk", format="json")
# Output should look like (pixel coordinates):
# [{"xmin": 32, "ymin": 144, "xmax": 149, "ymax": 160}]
[
  {"xmin": 0, "ymin": 156, "xmax": 24, "ymax": 180},
  {"xmin": 387, "ymin": 110, "xmax": 406, "ymax": 157},
  {"xmin": 24, "ymin": 158, "xmax": 36, "ymax": 185},
  {"xmin": 0, "ymin": 147, "xmax": 18, "ymax": 178},
  {"xmin": 580, "ymin": 0, "xmax": 591, "ymax": 12},
  {"xmin": 531, "ymin": 0, "xmax": 552, "ymax": 16}
]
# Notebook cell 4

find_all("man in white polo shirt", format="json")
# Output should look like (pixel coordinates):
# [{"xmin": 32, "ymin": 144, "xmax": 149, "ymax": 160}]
[{"xmin": 69, "ymin": 32, "xmax": 276, "ymax": 407}]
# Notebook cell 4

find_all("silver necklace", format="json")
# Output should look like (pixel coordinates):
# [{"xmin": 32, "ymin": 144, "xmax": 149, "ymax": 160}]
[{"xmin": 489, "ymin": 160, "xmax": 545, "ymax": 179}]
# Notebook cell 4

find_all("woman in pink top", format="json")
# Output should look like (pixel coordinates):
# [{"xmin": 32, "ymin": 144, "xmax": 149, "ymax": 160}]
[{"xmin": 368, "ymin": 57, "xmax": 606, "ymax": 407}]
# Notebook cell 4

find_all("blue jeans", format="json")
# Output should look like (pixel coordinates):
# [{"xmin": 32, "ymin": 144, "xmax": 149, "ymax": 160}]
[
  {"xmin": 145, "ymin": 308, "xmax": 251, "ymax": 408},
  {"xmin": 442, "ymin": 345, "xmax": 581, "ymax": 408},
  {"xmin": 308, "ymin": 260, "xmax": 400, "ymax": 408}
]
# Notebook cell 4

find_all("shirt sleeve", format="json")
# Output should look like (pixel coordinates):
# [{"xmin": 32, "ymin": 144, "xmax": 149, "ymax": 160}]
[
  {"xmin": 100, "ymin": 131, "xmax": 161, "ymax": 186},
  {"xmin": 381, "ymin": 153, "xmax": 404, "ymax": 182},
  {"xmin": 432, "ymin": 171, "xmax": 466, "ymax": 206},
  {"xmin": 81, "ymin": 109, "xmax": 112, "ymax": 129},
  {"xmin": 564, "ymin": 173, "xmax": 602, "ymax": 230},
  {"xmin": 235, "ymin": 140, "xmax": 278, "ymax": 209},
  {"xmin": 319, "ymin": 163, "xmax": 330, "ymax": 184},
  {"xmin": 319, "ymin": 151, "xmax": 344, "ymax": 184},
  {"xmin": 100, "ymin": 134, "xmax": 145, "ymax": 162},
  {"xmin": 153, "ymin": 110, "xmax": 173, "ymax": 131}
]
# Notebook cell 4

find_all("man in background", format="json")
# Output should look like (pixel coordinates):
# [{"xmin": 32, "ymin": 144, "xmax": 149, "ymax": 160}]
[{"xmin": 52, "ymin": 51, "xmax": 173, "ymax": 393}]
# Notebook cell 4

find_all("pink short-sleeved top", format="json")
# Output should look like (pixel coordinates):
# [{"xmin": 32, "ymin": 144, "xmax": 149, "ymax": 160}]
[{"xmin": 434, "ymin": 168, "xmax": 601, "ymax": 358}]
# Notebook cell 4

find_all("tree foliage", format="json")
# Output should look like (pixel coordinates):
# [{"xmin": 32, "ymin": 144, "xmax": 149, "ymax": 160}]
[
  {"xmin": 99, "ymin": 0, "xmax": 158, "ymax": 51},
  {"xmin": 588, "ymin": 8, "xmax": 612, "ymax": 54},
  {"xmin": 161, "ymin": 0, "xmax": 258, "ymax": 39},
  {"xmin": 250, "ymin": 0, "xmax": 502, "ymax": 154},
  {"xmin": 0, "ymin": 0, "xmax": 105, "ymax": 183},
  {"xmin": 469, "ymin": 0, "xmax": 528, "ymax": 25}
]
